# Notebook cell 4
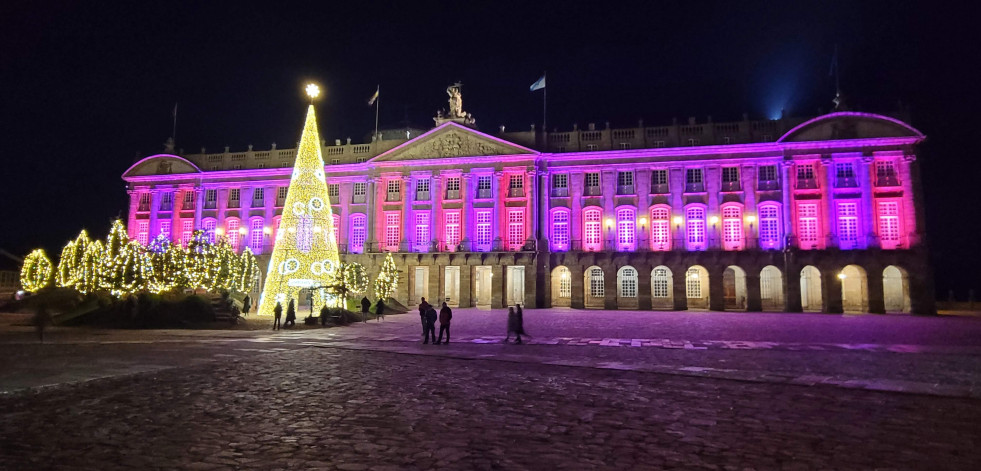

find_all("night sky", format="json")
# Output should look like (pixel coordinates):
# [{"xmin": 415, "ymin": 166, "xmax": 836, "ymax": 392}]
[{"xmin": 0, "ymin": 1, "xmax": 974, "ymax": 298}]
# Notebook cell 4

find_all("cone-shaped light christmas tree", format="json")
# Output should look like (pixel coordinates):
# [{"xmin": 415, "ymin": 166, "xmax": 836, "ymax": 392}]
[{"xmin": 258, "ymin": 91, "xmax": 341, "ymax": 315}]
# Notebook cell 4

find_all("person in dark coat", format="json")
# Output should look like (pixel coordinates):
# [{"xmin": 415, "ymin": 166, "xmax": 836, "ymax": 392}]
[
  {"xmin": 423, "ymin": 305, "xmax": 438, "ymax": 344},
  {"xmin": 242, "ymin": 294, "xmax": 251, "ymax": 316},
  {"xmin": 436, "ymin": 302, "xmax": 453, "ymax": 344},
  {"xmin": 376, "ymin": 298, "xmax": 386, "ymax": 320},
  {"xmin": 514, "ymin": 304, "xmax": 526, "ymax": 344},
  {"xmin": 418, "ymin": 297, "xmax": 432, "ymax": 338},
  {"xmin": 284, "ymin": 299, "xmax": 296, "ymax": 328},
  {"xmin": 273, "ymin": 301, "xmax": 283, "ymax": 330},
  {"xmin": 361, "ymin": 296, "xmax": 372, "ymax": 321}
]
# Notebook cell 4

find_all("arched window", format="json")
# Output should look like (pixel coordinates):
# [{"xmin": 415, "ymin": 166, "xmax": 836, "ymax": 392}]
[
  {"xmin": 877, "ymin": 200, "xmax": 903, "ymax": 249},
  {"xmin": 616, "ymin": 207, "xmax": 636, "ymax": 251},
  {"xmin": 331, "ymin": 214, "xmax": 341, "ymax": 246},
  {"xmin": 797, "ymin": 202, "xmax": 821, "ymax": 249},
  {"xmin": 272, "ymin": 216, "xmax": 282, "ymax": 244},
  {"xmin": 760, "ymin": 265, "xmax": 784, "ymax": 311},
  {"xmin": 583, "ymin": 208, "xmax": 602, "ymax": 251},
  {"xmin": 650, "ymin": 206, "xmax": 671, "ymax": 251},
  {"xmin": 226, "ymin": 218, "xmax": 241, "ymax": 251},
  {"xmin": 686, "ymin": 267, "xmax": 702, "ymax": 298},
  {"xmin": 445, "ymin": 210, "xmax": 462, "ymax": 250},
  {"xmin": 617, "ymin": 266, "xmax": 638, "ymax": 297},
  {"xmin": 722, "ymin": 205, "xmax": 744, "ymax": 251},
  {"xmin": 551, "ymin": 209, "xmax": 570, "ymax": 251},
  {"xmin": 589, "ymin": 267, "xmax": 605, "ymax": 297},
  {"xmin": 652, "ymin": 266, "xmax": 671, "ymax": 298},
  {"xmin": 686, "ymin": 206, "xmax": 706, "ymax": 251},
  {"xmin": 249, "ymin": 218, "xmax": 264, "ymax": 253},
  {"xmin": 202, "ymin": 218, "xmax": 217, "ymax": 244},
  {"xmin": 349, "ymin": 214, "xmax": 366, "ymax": 253},
  {"xmin": 836, "ymin": 202, "xmax": 859, "ymax": 250},
  {"xmin": 758, "ymin": 204, "xmax": 781, "ymax": 249}
]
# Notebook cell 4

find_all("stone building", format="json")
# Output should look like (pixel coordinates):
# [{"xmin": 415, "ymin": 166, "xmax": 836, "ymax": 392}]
[{"xmin": 122, "ymin": 89, "xmax": 932, "ymax": 314}]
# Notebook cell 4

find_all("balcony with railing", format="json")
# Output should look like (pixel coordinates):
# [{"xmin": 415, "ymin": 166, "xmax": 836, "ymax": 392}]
[
  {"xmin": 352, "ymin": 194, "xmax": 366, "ymax": 204},
  {"xmin": 651, "ymin": 183, "xmax": 669, "ymax": 194},
  {"xmin": 757, "ymin": 180, "xmax": 779, "ymax": 191},
  {"xmin": 159, "ymin": 201, "xmax": 173, "ymax": 211},
  {"xmin": 227, "ymin": 199, "xmax": 240, "ymax": 209},
  {"xmin": 386, "ymin": 192, "xmax": 401, "ymax": 202},
  {"xmin": 445, "ymin": 189, "xmax": 460, "ymax": 200},
  {"xmin": 138, "ymin": 203, "xmax": 150, "ymax": 212},
  {"xmin": 875, "ymin": 175, "xmax": 901, "ymax": 187},
  {"xmin": 584, "ymin": 186, "xmax": 602, "ymax": 197},
  {"xmin": 796, "ymin": 178, "xmax": 819, "ymax": 190},
  {"xmin": 684, "ymin": 182, "xmax": 705, "ymax": 193},
  {"xmin": 721, "ymin": 181, "xmax": 741, "ymax": 192},
  {"xmin": 476, "ymin": 188, "xmax": 493, "ymax": 199},
  {"xmin": 616, "ymin": 184, "xmax": 634, "ymax": 195},
  {"xmin": 507, "ymin": 188, "xmax": 525, "ymax": 198},
  {"xmin": 415, "ymin": 191, "xmax": 430, "ymax": 201},
  {"xmin": 551, "ymin": 187, "xmax": 569, "ymax": 197},
  {"xmin": 835, "ymin": 177, "xmax": 858, "ymax": 188}
]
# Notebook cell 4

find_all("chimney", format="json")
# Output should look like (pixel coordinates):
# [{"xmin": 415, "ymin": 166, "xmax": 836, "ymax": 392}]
[
  {"xmin": 530, "ymin": 124, "xmax": 536, "ymax": 132},
  {"xmin": 201, "ymin": 147, "xmax": 206, "ymax": 154},
  {"xmin": 224, "ymin": 146, "xmax": 230, "ymax": 153},
  {"xmin": 588, "ymin": 123, "xmax": 595, "ymax": 131},
  {"xmin": 271, "ymin": 142, "xmax": 277, "ymax": 150},
  {"xmin": 247, "ymin": 144, "xmax": 253, "ymax": 151},
  {"xmin": 335, "ymin": 139, "xmax": 341, "ymax": 146},
  {"xmin": 688, "ymin": 117, "xmax": 696, "ymax": 125},
  {"xmin": 573, "ymin": 123, "xmax": 579, "ymax": 131},
  {"xmin": 346, "ymin": 137, "xmax": 351, "ymax": 145}
]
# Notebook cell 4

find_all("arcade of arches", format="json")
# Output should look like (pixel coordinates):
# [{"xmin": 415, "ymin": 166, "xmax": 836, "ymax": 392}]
[{"xmin": 548, "ymin": 263, "xmax": 914, "ymax": 314}]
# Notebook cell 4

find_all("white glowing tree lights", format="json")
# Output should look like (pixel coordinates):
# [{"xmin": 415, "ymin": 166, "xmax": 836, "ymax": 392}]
[
  {"xmin": 373, "ymin": 253, "xmax": 398, "ymax": 300},
  {"xmin": 257, "ymin": 88, "xmax": 341, "ymax": 315}
]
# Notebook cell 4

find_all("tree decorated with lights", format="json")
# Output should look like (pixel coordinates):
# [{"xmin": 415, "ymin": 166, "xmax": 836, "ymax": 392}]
[
  {"xmin": 237, "ymin": 247, "xmax": 259, "ymax": 293},
  {"xmin": 99, "ymin": 220, "xmax": 152, "ymax": 296},
  {"xmin": 56, "ymin": 230, "xmax": 92, "ymax": 288},
  {"xmin": 210, "ymin": 237, "xmax": 242, "ymax": 292},
  {"xmin": 184, "ymin": 230, "xmax": 217, "ymax": 290},
  {"xmin": 257, "ymin": 84, "xmax": 342, "ymax": 315},
  {"xmin": 373, "ymin": 253, "xmax": 399, "ymax": 300},
  {"xmin": 147, "ymin": 235, "xmax": 186, "ymax": 293},
  {"xmin": 20, "ymin": 249, "xmax": 54, "ymax": 292},
  {"xmin": 77, "ymin": 240, "xmax": 104, "ymax": 294},
  {"xmin": 342, "ymin": 262, "xmax": 369, "ymax": 297}
]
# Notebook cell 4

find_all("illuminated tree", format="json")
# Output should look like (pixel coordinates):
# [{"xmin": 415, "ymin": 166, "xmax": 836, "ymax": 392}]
[
  {"xmin": 57, "ymin": 230, "xmax": 91, "ymax": 288},
  {"xmin": 257, "ymin": 91, "xmax": 341, "ymax": 315},
  {"xmin": 20, "ymin": 249, "xmax": 54, "ymax": 292},
  {"xmin": 147, "ymin": 235, "xmax": 185, "ymax": 293},
  {"xmin": 238, "ymin": 247, "xmax": 259, "ymax": 293},
  {"xmin": 373, "ymin": 253, "xmax": 399, "ymax": 300},
  {"xmin": 77, "ymin": 240, "xmax": 103, "ymax": 294},
  {"xmin": 343, "ymin": 262, "xmax": 369, "ymax": 296},
  {"xmin": 98, "ymin": 220, "xmax": 151, "ymax": 296},
  {"xmin": 210, "ymin": 237, "xmax": 241, "ymax": 292},
  {"xmin": 185, "ymin": 230, "xmax": 216, "ymax": 290}
]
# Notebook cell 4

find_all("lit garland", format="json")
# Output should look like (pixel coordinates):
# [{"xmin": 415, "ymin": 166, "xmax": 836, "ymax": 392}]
[
  {"xmin": 238, "ymin": 247, "xmax": 259, "ymax": 293},
  {"xmin": 373, "ymin": 253, "xmax": 398, "ymax": 300},
  {"xmin": 78, "ymin": 240, "xmax": 103, "ymax": 294},
  {"xmin": 257, "ymin": 101, "xmax": 342, "ymax": 315},
  {"xmin": 342, "ymin": 262, "xmax": 368, "ymax": 296},
  {"xmin": 20, "ymin": 249, "xmax": 53, "ymax": 292},
  {"xmin": 98, "ymin": 220, "xmax": 151, "ymax": 297},
  {"xmin": 56, "ymin": 230, "xmax": 91, "ymax": 288}
]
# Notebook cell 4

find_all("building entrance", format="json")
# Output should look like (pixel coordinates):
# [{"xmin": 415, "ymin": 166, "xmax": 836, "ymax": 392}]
[
  {"xmin": 506, "ymin": 266, "xmax": 525, "ymax": 306},
  {"xmin": 444, "ymin": 266, "xmax": 460, "ymax": 307},
  {"xmin": 474, "ymin": 266, "xmax": 492, "ymax": 309},
  {"xmin": 413, "ymin": 266, "xmax": 429, "ymax": 303}
]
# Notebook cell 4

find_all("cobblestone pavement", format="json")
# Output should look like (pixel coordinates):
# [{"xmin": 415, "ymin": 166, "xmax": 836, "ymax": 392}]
[{"xmin": 2, "ymin": 347, "xmax": 980, "ymax": 470}]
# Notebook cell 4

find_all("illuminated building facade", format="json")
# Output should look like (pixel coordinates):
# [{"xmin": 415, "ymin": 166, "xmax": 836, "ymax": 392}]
[{"xmin": 122, "ymin": 95, "xmax": 932, "ymax": 314}]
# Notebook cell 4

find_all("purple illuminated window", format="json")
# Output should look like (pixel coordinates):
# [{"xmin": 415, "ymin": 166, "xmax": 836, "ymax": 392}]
[
  {"xmin": 837, "ymin": 202, "xmax": 858, "ymax": 249},
  {"xmin": 878, "ymin": 201, "xmax": 902, "ymax": 249},
  {"xmin": 797, "ymin": 203, "xmax": 820, "ymax": 249},
  {"xmin": 181, "ymin": 220, "xmax": 193, "ymax": 246},
  {"xmin": 203, "ymin": 218, "xmax": 217, "ymax": 244},
  {"xmin": 227, "ymin": 218, "xmax": 241, "ymax": 251},
  {"xmin": 415, "ymin": 212, "xmax": 430, "ymax": 251},
  {"xmin": 722, "ymin": 205, "xmax": 743, "ymax": 251},
  {"xmin": 650, "ymin": 207, "xmax": 670, "ymax": 251},
  {"xmin": 686, "ymin": 207, "xmax": 706, "ymax": 251},
  {"xmin": 616, "ymin": 208, "xmax": 635, "ymax": 251},
  {"xmin": 250, "ymin": 218, "xmax": 264, "ymax": 253},
  {"xmin": 583, "ymin": 209, "xmax": 602, "ymax": 250},
  {"xmin": 159, "ymin": 220, "xmax": 172, "ymax": 241},
  {"xmin": 137, "ymin": 221, "xmax": 149, "ymax": 245},
  {"xmin": 445, "ymin": 210, "xmax": 461, "ymax": 250},
  {"xmin": 551, "ymin": 210, "xmax": 570, "ymax": 251},
  {"xmin": 476, "ymin": 211, "xmax": 492, "ymax": 250},
  {"xmin": 350, "ymin": 214, "xmax": 366, "ymax": 253},
  {"xmin": 507, "ymin": 210, "xmax": 524, "ymax": 251},
  {"xmin": 384, "ymin": 213, "xmax": 400, "ymax": 251},
  {"xmin": 758, "ymin": 205, "xmax": 781, "ymax": 248}
]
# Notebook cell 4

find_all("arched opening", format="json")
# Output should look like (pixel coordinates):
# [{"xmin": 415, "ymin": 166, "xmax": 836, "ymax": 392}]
[
  {"xmin": 651, "ymin": 265, "xmax": 674, "ymax": 310},
  {"xmin": 584, "ymin": 265, "xmax": 605, "ymax": 309},
  {"xmin": 723, "ymin": 266, "xmax": 747, "ymax": 310},
  {"xmin": 686, "ymin": 265, "xmax": 710, "ymax": 310},
  {"xmin": 883, "ymin": 265, "xmax": 911, "ymax": 313},
  {"xmin": 550, "ymin": 266, "xmax": 572, "ymax": 307},
  {"xmin": 616, "ymin": 266, "xmax": 639, "ymax": 309},
  {"xmin": 800, "ymin": 265, "xmax": 823, "ymax": 312},
  {"xmin": 840, "ymin": 264, "xmax": 869, "ymax": 313},
  {"xmin": 760, "ymin": 265, "xmax": 784, "ymax": 311}
]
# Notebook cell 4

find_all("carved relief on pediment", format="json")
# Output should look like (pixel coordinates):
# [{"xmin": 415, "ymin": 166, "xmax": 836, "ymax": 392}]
[{"xmin": 395, "ymin": 131, "xmax": 504, "ymax": 160}]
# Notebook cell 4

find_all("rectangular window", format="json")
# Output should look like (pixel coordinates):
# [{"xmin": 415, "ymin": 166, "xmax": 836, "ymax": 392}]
[
  {"xmin": 444, "ymin": 211, "xmax": 461, "ymax": 249},
  {"xmin": 652, "ymin": 268, "xmax": 669, "ymax": 298},
  {"xmin": 796, "ymin": 163, "xmax": 818, "ymax": 189},
  {"xmin": 552, "ymin": 174, "xmax": 569, "ymax": 196},
  {"xmin": 353, "ymin": 182, "xmax": 367, "ymax": 203},
  {"xmin": 835, "ymin": 163, "xmax": 857, "ymax": 188},
  {"xmin": 476, "ymin": 211, "xmax": 492, "ymax": 250},
  {"xmin": 415, "ymin": 178, "xmax": 430, "ymax": 201},
  {"xmin": 159, "ymin": 220, "xmax": 171, "ymax": 241},
  {"xmin": 616, "ymin": 171, "xmax": 634, "ymax": 195},
  {"xmin": 477, "ymin": 176, "xmax": 492, "ymax": 190},
  {"xmin": 386, "ymin": 180, "xmax": 401, "ymax": 202},
  {"xmin": 620, "ymin": 268, "xmax": 637, "ymax": 297},
  {"xmin": 183, "ymin": 191, "xmax": 195, "ymax": 208},
  {"xmin": 837, "ymin": 202, "xmax": 859, "ymax": 248},
  {"xmin": 137, "ymin": 221, "xmax": 149, "ymax": 245},
  {"xmin": 686, "ymin": 207, "xmax": 705, "ymax": 250},
  {"xmin": 878, "ymin": 201, "xmax": 901, "ymax": 247},
  {"xmin": 181, "ymin": 220, "xmax": 193, "ymax": 246},
  {"xmin": 875, "ymin": 161, "xmax": 899, "ymax": 186},
  {"xmin": 229, "ymin": 188, "xmax": 240, "ymax": 207},
  {"xmin": 589, "ymin": 268, "xmax": 604, "ymax": 297},
  {"xmin": 445, "ymin": 177, "xmax": 461, "ymax": 200},
  {"xmin": 331, "ymin": 158, "xmax": 340, "ymax": 165},
  {"xmin": 350, "ymin": 215, "xmax": 366, "ymax": 253},
  {"xmin": 722, "ymin": 167, "xmax": 740, "ymax": 183},
  {"xmin": 415, "ymin": 212, "xmax": 430, "ymax": 250},
  {"xmin": 722, "ymin": 206, "xmax": 744, "ymax": 250},
  {"xmin": 585, "ymin": 172, "xmax": 601, "ymax": 196},
  {"xmin": 651, "ymin": 208, "xmax": 670, "ymax": 251},
  {"xmin": 507, "ymin": 210, "xmax": 524, "ymax": 250},
  {"xmin": 277, "ymin": 187, "xmax": 288, "ymax": 200},
  {"xmin": 651, "ymin": 169, "xmax": 669, "ymax": 194},
  {"xmin": 385, "ymin": 213, "xmax": 400, "ymax": 250},
  {"xmin": 508, "ymin": 174, "xmax": 524, "ymax": 197},
  {"xmin": 685, "ymin": 168, "xmax": 704, "ymax": 192},
  {"xmin": 250, "ymin": 219, "xmax": 264, "ymax": 252},
  {"xmin": 758, "ymin": 165, "xmax": 777, "ymax": 182},
  {"xmin": 584, "ymin": 210, "xmax": 602, "ymax": 250},
  {"xmin": 328, "ymin": 184, "xmax": 339, "ymax": 198},
  {"xmin": 551, "ymin": 211, "xmax": 569, "ymax": 250},
  {"xmin": 252, "ymin": 188, "xmax": 264, "ymax": 204},
  {"xmin": 759, "ymin": 205, "xmax": 781, "ymax": 248},
  {"xmin": 159, "ymin": 192, "xmax": 173, "ymax": 211},
  {"xmin": 798, "ymin": 203, "xmax": 819, "ymax": 248},
  {"xmin": 559, "ymin": 276, "xmax": 571, "ymax": 298},
  {"xmin": 139, "ymin": 193, "xmax": 151, "ymax": 211},
  {"xmin": 616, "ymin": 208, "xmax": 635, "ymax": 251}
]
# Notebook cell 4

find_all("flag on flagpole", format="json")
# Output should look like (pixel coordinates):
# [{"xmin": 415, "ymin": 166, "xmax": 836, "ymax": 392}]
[
  {"xmin": 172, "ymin": 102, "xmax": 178, "ymax": 118},
  {"xmin": 367, "ymin": 86, "xmax": 379, "ymax": 106},
  {"xmin": 530, "ymin": 74, "xmax": 546, "ymax": 92}
]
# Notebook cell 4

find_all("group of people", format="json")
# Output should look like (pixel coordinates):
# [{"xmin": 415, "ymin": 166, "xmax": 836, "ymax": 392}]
[
  {"xmin": 417, "ymin": 297, "xmax": 453, "ymax": 344},
  {"xmin": 271, "ymin": 299, "xmax": 297, "ymax": 330}
]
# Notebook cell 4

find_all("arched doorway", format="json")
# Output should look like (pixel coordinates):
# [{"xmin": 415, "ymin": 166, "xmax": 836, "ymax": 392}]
[
  {"xmin": 651, "ymin": 265, "xmax": 674, "ymax": 310},
  {"xmin": 760, "ymin": 265, "xmax": 784, "ymax": 311},
  {"xmin": 883, "ymin": 265, "xmax": 911, "ymax": 313},
  {"xmin": 551, "ymin": 266, "xmax": 572, "ymax": 307},
  {"xmin": 616, "ymin": 266, "xmax": 639, "ymax": 309},
  {"xmin": 584, "ymin": 266, "xmax": 605, "ymax": 309},
  {"xmin": 686, "ymin": 265, "xmax": 710, "ymax": 310},
  {"xmin": 723, "ymin": 266, "xmax": 747, "ymax": 310},
  {"xmin": 841, "ymin": 264, "xmax": 869, "ymax": 313},
  {"xmin": 800, "ymin": 265, "xmax": 823, "ymax": 312}
]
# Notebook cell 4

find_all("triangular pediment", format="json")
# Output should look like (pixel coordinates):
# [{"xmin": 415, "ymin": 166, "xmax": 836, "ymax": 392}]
[
  {"xmin": 375, "ymin": 122, "xmax": 537, "ymax": 161},
  {"xmin": 122, "ymin": 154, "xmax": 202, "ymax": 178}
]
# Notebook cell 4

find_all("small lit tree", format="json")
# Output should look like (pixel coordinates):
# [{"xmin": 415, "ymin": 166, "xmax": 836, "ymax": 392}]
[
  {"xmin": 343, "ymin": 262, "xmax": 369, "ymax": 297},
  {"xmin": 373, "ymin": 253, "xmax": 398, "ymax": 300},
  {"xmin": 77, "ymin": 240, "xmax": 103, "ymax": 294},
  {"xmin": 184, "ymin": 230, "xmax": 216, "ymax": 290},
  {"xmin": 210, "ymin": 237, "xmax": 241, "ymax": 292},
  {"xmin": 147, "ymin": 235, "xmax": 186, "ymax": 293},
  {"xmin": 57, "ymin": 230, "xmax": 91, "ymax": 288},
  {"xmin": 21, "ymin": 249, "xmax": 54, "ymax": 292},
  {"xmin": 237, "ymin": 247, "xmax": 259, "ymax": 293}
]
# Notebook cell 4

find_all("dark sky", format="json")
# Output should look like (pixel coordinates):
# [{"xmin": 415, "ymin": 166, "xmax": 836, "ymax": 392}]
[{"xmin": 0, "ymin": 1, "xmax": 974, "ymax": 297}]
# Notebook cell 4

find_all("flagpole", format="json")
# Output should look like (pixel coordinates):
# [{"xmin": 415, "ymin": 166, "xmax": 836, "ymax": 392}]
[
  {"xmin": 172, "ymin": 102, "xmax": 178, "ymax": 143},
  {"xmin": 543, "ymin": 72, "xmax": 547, "ymax": 151},
  {"xmin": 374, "ymin": 85, "xmax": 380, "ymax": 141}
]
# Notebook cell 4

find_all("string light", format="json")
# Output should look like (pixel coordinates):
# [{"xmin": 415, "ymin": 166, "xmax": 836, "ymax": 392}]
[
  {"xmin": 20, "ymin": 249, "xmax": 53, "ymax": 292},
  {"xmin": 257, "ymin": 101, "xmax": 341, "ymax": 315},
  {"xmin": 373, "ymin": 253, "xmax": 398, "ymax": 300},
  {"xmin": 342, "ymin": 262, "xmax": 369, "ymax": 296}
]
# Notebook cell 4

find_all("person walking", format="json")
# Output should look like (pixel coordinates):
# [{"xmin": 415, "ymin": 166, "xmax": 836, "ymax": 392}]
[
  {"xmin": 376, "ymin": 298, "xmax": 386, "ymax": 320},
  {"xmin": 436, "ymin": 301, "xmax": 453, "ymax": 344},
  {"xmin": 361, "ymin": 296, "xmax": 372, "ymax": 321},
  {"xmin": 514, "ymin": 304, "xmax": 526, "ymax": 344},
  {"xmin": 418, "ymin": 297, "xmax": 432, "ymax": 339},
  {"xmin": 273, "ymin": 301, "xmax": 283, "ymax": 330},
  {"xmin": 505, "ymin": 306, "xmax": 516, "ymax": 343},
  {"xmin": 242, "ymin": 294, "xmax": 251, "ymax": 316},
  {"xmin": 423, "ymin": 304, "xmax": 438, "ymax": 344},
  {"xmin": 284, "ymin": 298, "xmax": 296, "ymax": 328}
]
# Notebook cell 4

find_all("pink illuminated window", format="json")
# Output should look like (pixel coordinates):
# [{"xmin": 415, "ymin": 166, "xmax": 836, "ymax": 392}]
[
  {"xmin": 878, "ymin": 201, "xmax": 901, "ymax": 249},
  {"xmin": 250, "ymin": 218, "xmax": 264, "ymax": 253},
  {"xmin": 551, "ymin": 210, "xmax": 570, "ymax": 251},
  {"xmin": 651, "ymin": 207, "xmax": 671, "ymax": 251},
  {"xmin": 137, "ymin": 221, "xmax": 149, "ymax": 245},
  {"xmin": 797, "ymin": 203, "xmax": 819, "ymax": 248},
  {"xmin": 226, "ymin": 219, "xmax": 240, "ymax": 251},
  {"xmin": 758, "ymin": 205, "xmax": 781, "ymax": 248},
  {"xmin": 272, "ymin": 216, "xmax": 281, "ymax": 244},
  {"xmin": 445, "ymin": 211, "xmax": 461, "ymax": 250},
  {"xmin": 159, "ymin": 220, "xmax": 171, "ymax": 241},
  {"xmin": 476, "ymin": 211, "xmax": 492, "ymax": 250},
  {"xmin": 686, "ymin": 207, "xmax": 706, "ymax": 251},
  {"xmin": 385, "ymin": 213, "xmax": 400, "ymax": 251},
  {"xmin": 415, "ymin": 212, "xmax": 430, "ymax": 251},
  {"xmin": 203, "ymin": 218, "xmax": 217, "ymax": 244},
  {"xmin": 837, "ymin": 202, "xmax": 859, "ymax": 249},
  {"xmin": 722, "ymin": 205, "xmax": 744, "ymax": 251},
  {"xmin": 181, "ymin": 220, "xmax": 193, "ymax": 247},
  {"xmin": 584, "ymin": 209, "xmax": 602, "ymax": 250},
  {"xmin": 350, "ymin": 214, "xmax": 366, "ymax": 253},
  {"xmin": 507, "ymin": 210, "xmax": 524, "ymax": 251},
  {"xmin": 616, "ymin": 208, "xmax": 635, "ymax": 251}
]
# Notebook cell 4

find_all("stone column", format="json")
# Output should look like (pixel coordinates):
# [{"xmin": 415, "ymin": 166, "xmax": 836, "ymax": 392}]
[
  {"xmin": 858, "ymin": 156, "xmax": 875, "ymax": 249},
  {"xmin": 669, "ymin": 167, "xmax": 685, "ymax": 249},
  {"xmin": 538, "ymin": 172, "xmax": 550, "ymax": 245},
  {"xmin": 491, "ymin": 263, "xmax": 504, "ymax": 308},
  {"xmin": 570, "ymin": 172, "xmax": 583, "ymax": 248},
  {"xmin": 194, "ymin": 187, "xmax": 205, "ymax": 229},
  {"xmin": 672, "ymin": 263, "xmax": 688, "ymax": 311},
  {"xmin": 784, "ymin": 254, "xmax": 803, "ymax": 312},
  {"xmin": 780, "ymin": 160, "xmax": 794, "ymax": 248},
  {"xmin": 569, "ymin": 264, "xmax": 585, "ymax": 309},
  {"xmin": 528, "ymin": 170, "xmax": 537, "ymax": 247},
  {"xmin": 149, "ymin": 189, "xmax": 162, "ymax": 237},
  {"xmin": 741, "ymin": 164, "xmax": 757, "ymax": 248},
  {"xmin": 459, "ymin": 263, "xmax": 472, "ymax": 307},
  {"xmin": 637, "ymin": 261, "xmax": 653, "ymax": 310},
  {"xmin": 708, "ymin": 265, "xmax": 725, "ymax": 311},
  {"xmin": 463, "ymin": 174, "xmax": 474, "ymax": 247},
  {"xmin": 493, "ymin": 171, "xmax": 503, "ymax": 249},
  {"xmin": 126, "ymin": 190, "xmax": 139, "ymax": 238},
  {"xmin": 821, "ymin": 156, "xmax": 836, "ymax": 248},
  {"xmin": 867, "ymin": 265, "xmax": 886, "ymax": 314},
  {"xmin": 366, "ymin": 178, "xmax": 377, "ymax": 249},
  {"xmin": 603, "ymin": 264, "xmax": 617, "ymax": 310},
  {"xmin": 637, "ymin": 170, "xmax": 651, "ymax": 249},
  {"xmin": 401, "ymin": 175, "xmax": 411, "ymax": 250},
  {"xmin": 823, "ymin": 270, "xmax": 844, "ymax": 313},
  {"xmin": 745, "ymin": 272, "xmax": 762, "ymax": 312},
  {"xmin": 900, "ymin": 154, "xmax": 918, "ymax": 248},
  {"xmin": 432, "ymin": 175, "xmax": 442, "ymax": 250},
  {"xmin": 263, "ymin": 185, "xmax": 275, "ymax": 252}
]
